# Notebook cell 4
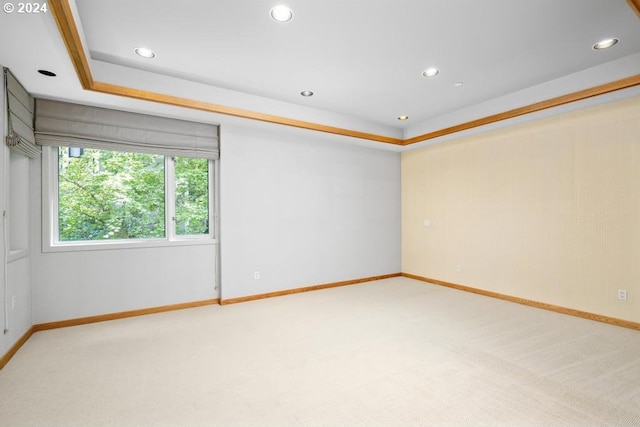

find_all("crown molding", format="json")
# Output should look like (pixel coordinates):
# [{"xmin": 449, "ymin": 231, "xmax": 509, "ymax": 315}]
[
  {"xmin": 50, "ymin": 0, "xmax": 640, "ymax": 147},
  {"xmin": 627, "ymin": 0, "xmax": 640, "ymax": 18}
]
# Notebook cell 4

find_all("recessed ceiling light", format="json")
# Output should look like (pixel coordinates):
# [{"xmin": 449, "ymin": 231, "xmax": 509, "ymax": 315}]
[
  {"xmin": 134, "ymin": 47, "xmax": 156, "ymax": 58},
  {"xmin": 38, "ymin": 69, "xmax": 56, "ymax": 77},
  {"xmin": 422, "ymin": 67, "xmax": 439, "ymax": 78},
  {"xmin": 270, "ymin": 5, "xmax": 293, "ymax": 22},
  {"xmin": 398, "ymin": 115, "xmax": 409, "ymax": 121},
  {"xmin": 300, "ymin": 90, "xmax": 314, "ymax": 97},
  {"xmin": 454, "ymin": 81, "xmax": 463, "ymax": 87},
  {"xmin": 593, "ymin": 38, "xmax": 619, "ymax": 50}
]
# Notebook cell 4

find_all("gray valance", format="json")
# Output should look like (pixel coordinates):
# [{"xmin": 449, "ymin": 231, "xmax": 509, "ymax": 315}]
[
  {"xmin": 4, "ymin": 68, "xmax": 41, "ymax": 158},
  {"xmin": 35, "ymin": 98, "xmax": 219, "ymax": 159}
]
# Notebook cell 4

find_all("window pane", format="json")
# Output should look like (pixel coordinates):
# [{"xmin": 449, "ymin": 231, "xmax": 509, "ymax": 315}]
[
  {"xmin": 174, "ymin": 157, "xmax": 209, "ymax": 235},
  {"xmin": 9, "ymin": 152, "xmax": 30, "ymax": 250},
  {"xmin": 58, "ymin": 147, "xmax": 165, "ymax": 241}
]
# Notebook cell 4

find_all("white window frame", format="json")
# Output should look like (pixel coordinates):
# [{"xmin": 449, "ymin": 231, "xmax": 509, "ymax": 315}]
[{"xmin": 42, "ymin": 146, "xmax": 217, "ymax": 253}]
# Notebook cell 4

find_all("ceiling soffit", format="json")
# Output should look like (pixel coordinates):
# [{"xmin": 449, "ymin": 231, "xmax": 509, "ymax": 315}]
[{"xmin": 50, "ymin": 0, "xmax": 640, "ymax": 147}]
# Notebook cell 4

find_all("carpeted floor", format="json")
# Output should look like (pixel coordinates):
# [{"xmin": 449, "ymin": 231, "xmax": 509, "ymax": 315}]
[{"xmin": 1, "ymin": 277, "xmax": 639, "ymax": 426}]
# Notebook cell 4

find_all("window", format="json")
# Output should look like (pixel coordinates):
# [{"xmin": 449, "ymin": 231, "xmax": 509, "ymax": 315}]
[
  {"xmin": 7, "ymin": 151, "xmax": 30, "ymax": 261},
  {"xmin": 44, "ymin": 146, "xmax": 215, "ymax": 250},
  {"xmin": 174, "ymin": 156, "xmax": 210, "ymax": 236}
]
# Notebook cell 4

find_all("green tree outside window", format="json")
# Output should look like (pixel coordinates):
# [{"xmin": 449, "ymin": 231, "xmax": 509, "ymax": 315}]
[{"xmin": 58, "ymin": 147, "xmax": 210, "ymax": 242}]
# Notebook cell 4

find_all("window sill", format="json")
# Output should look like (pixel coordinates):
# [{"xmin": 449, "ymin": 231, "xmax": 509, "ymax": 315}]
[{"xmin": 43, "ymin": 237, "xmax": 218, "ymax": 254}]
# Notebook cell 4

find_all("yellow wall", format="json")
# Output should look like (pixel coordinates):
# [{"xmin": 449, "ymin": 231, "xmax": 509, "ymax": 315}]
[{"xmin": 402, "ymin": 96, "xmax": 640, "ymax": 322}]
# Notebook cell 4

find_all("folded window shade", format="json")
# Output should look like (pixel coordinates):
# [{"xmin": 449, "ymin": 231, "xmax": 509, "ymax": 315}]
[
  {"xmin": 35, "ymin": 99, "xmax": 219, "ymax": 159},
  {"xmin": 4, "ymin": 68, "xmax": 41, "ymax": 158}
]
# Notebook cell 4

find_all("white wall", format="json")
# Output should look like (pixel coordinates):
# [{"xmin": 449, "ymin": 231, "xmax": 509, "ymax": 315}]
[
  {"xmin": 219, "ymin": 122, "xmax": 401, "ymax": 300},
  {"xmin": 31, "ymin": 245, "xmax": 216, "ymax": 324},
  {"xmin": 30, "ymin": 157, "xmax": 218, "ymax": 323},
  {"xmin": 1, "ymin": 68, "xmax": 33, "ymax": 357},
  {"xmin": 30, "ymin": 117, "xmax": 401, "ymax": 322}
]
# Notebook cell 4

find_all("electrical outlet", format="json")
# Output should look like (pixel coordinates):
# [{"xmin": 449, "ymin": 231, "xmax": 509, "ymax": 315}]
[
  {"xmin": 11, "ymin": 296, "xmax": 16, "ymax": 310},
  {"xmin": 617, "ymin": 289, "xmax": 627, "ymax": 301},
  {"xmin": 455, "ymin": 264, "xmax": 462, "ymax": 273},
  {"xmin": 254, "ymin": 271, "xmax": 260, "ymax": 280}
]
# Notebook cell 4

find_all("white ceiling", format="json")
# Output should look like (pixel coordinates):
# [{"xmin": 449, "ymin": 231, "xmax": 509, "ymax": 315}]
[{"xmin": 1, "ymin": 0, "xmax": 640, "ymax": 146}]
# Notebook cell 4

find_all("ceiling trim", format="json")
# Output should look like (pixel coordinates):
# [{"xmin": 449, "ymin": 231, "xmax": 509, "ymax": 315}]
[
  {"xmin": 403, "ymin": 73, "xmax": 640, "ymax": 145},
  {"xmin": 51, "ymin": 0, "xmax": 640, "ymax": 147},
  {"xmin": 49, "ymin": 0, "xmax": 93, "ymax": 89},
  {"xmin": 90, "ymin": 81, "xmax": 405, "ymax": 144},
  {"xmin": 49, "ymin": 0, "xmax": 404, "ymax": 146},
  {"xmin": 627, "ymin": 0, "xmax": 640, "ymax": 17}
]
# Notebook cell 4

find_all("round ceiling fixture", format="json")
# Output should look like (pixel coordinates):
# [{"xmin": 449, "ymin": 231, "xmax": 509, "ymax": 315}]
[
  {"xmin": 38, "ymin": 69, "xmax": 56, "ymax": 77},
  {"xmin": 270, "ymin": 5, "xmax": 293, "ymax": 22},
  {"xmin": 422, "ymin": 67, "xmax": 439, "ymax": 78},
  {"xmin": 300, "ymin": 90, "xmax": 314, "ymax": 97},
  {"xmin": 134, "ymin": 47, "xmax": 156, "ymax": 58},
  {"xmin": 592, "ymin": 38, "xmax": 619, "ymax": 50},
  {"xmin": 397, "ymin": 115, "xmax": 409, "ymax": 121}
]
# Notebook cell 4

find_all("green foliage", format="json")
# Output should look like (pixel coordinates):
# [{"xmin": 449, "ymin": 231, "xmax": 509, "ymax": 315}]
[
  {"xmin": 58, "ymin": 148, "xmax": 211, "ymax": 242},
  {"xmin": 58, "ymin": 147, "xmax": 165, "ymax": 241},
  {"xmin": 175, "ymin": 157, "xmax": 209, "ymax": 235}
]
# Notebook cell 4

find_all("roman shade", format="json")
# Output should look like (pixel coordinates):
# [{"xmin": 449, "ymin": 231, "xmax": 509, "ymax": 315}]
[
  {"xmin": 4, "ymin": 68, "xmax": 41, "ymax": 158},
  {"xmin": 35, "ymin": 99, "xmax": 219, "ymax": 159}
]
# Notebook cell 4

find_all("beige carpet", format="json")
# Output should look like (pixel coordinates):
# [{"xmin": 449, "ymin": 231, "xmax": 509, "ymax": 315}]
[{"xmin": 1, "ymin": 277, "xmax": 639, "ymax": 426}]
